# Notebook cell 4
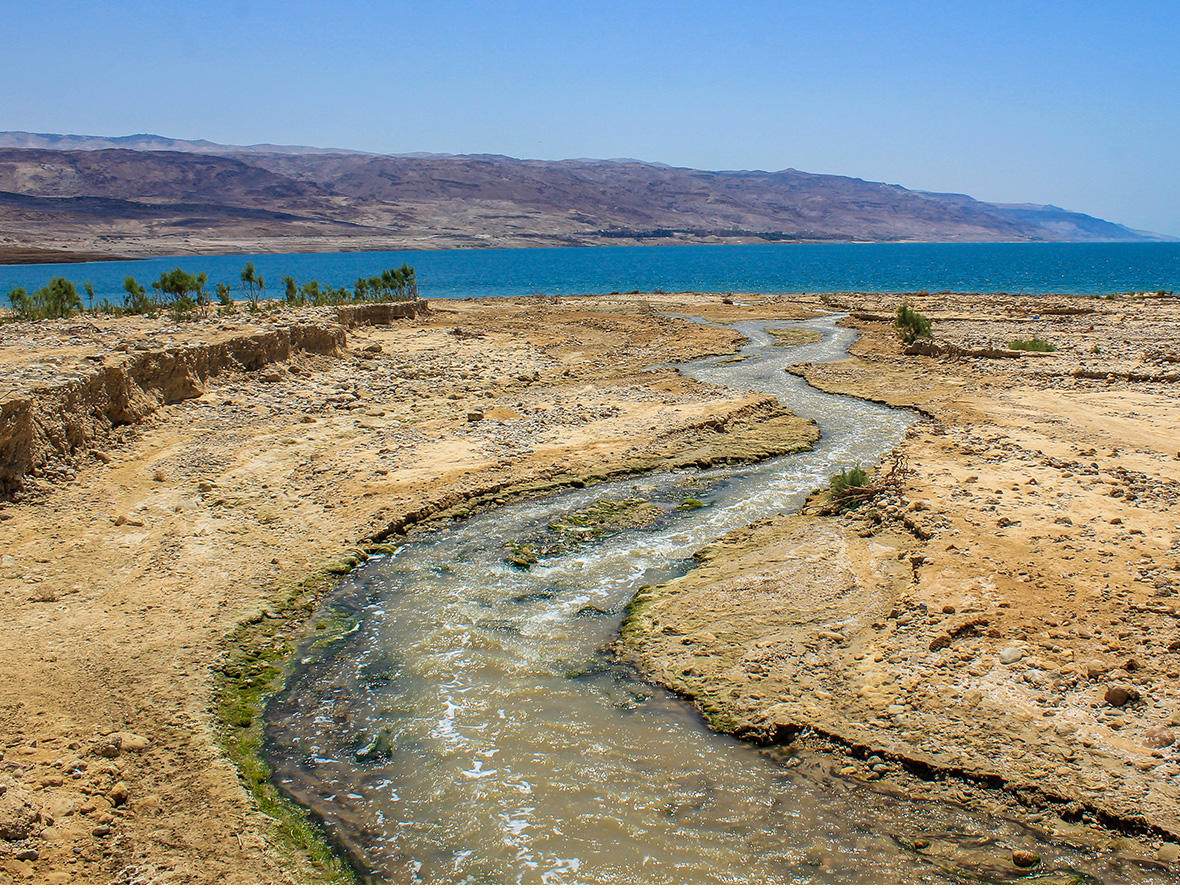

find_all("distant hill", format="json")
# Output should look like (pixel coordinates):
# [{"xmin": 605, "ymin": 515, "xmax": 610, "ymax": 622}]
[
  {"xmin": 0, "ymin": 132, "xmax": 1171, "ymax": 261},
  {"xmin": 0, "ymin": 130, "xmax": 370, "ymax": 156}
]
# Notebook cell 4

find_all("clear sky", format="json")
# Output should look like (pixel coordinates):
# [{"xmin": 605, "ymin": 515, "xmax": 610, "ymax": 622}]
[{"xmin": 4, "ymin": 0, "xmax": 1179, "ymax": 235}]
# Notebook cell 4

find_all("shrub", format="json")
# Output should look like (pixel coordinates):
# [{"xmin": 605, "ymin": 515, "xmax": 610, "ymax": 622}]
[
  {"xmin": 894, "ymin": 302, "xmax": 932, "ymax": 344},
  {"xmin": 829, "ymin": 466, "xmax": 872, "ymax": 512},
  {"xmin": 1009, "ymin": 336, "xmax": 1057, "ymax": 352},
  {"xmin": 8, "ymin": 279, "xmax": 82, "ymax": 320}
]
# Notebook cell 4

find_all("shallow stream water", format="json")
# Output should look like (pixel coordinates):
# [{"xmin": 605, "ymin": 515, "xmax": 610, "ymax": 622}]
[{"xmin": 265, "ymin": 317, "xmax": 1157, "ymax": 883}]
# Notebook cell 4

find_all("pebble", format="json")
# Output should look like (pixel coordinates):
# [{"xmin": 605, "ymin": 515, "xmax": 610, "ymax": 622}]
[
  {"xmin": 1158, "ymin": 842, "xmax": 1180, "ymax": 864},
  {"xmin": 1000, "ymin": 647, "xmax": 1025, "ymax": 665},
  {"xmin": 1144, "ymin": 726, "xmax": 1176, "ymax": 748},
  {"xmin": 108, "ymin": 781, "xmax": 129, "ymax": 807},
  {"xmin": 1011, "ymin": 849, "xmax": 1041, "ymax": 869},
  {"xmin": 1104, "ymin": 685, "xmax": 1140, "ymax": 708},
  {"xmin": 13, "ymin": 848, "xmax": 38, "ymax": 862}
]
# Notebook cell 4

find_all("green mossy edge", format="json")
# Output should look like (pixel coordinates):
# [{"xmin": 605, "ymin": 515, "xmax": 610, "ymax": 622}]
[{"xmin": 212, "ymin": 549, "xmax": 389, "ymax": 884}]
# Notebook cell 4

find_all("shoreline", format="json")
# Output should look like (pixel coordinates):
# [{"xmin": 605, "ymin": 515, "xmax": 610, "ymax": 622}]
[
  {"xmin": 1, "ymin": 290, "xmax": 1178, "ymax": 880},
  {"xmin": 0, "ymin": 292, "xmax": 817, "ymax": 882},
  {"xmin": 620, "ymin": 292, "xmax": 1180, "ymax": 871}
]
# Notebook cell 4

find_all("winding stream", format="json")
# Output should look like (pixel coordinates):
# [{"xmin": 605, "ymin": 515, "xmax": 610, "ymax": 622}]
[{"xmin": 265, "ymin": 317, "xmax": 1154, "ymax": 883}]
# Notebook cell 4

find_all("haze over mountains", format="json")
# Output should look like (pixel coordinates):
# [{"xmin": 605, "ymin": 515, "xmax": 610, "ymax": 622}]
[{"xmin": 0, "ymin": 131, "xmax": 1170, "ymax": 262}]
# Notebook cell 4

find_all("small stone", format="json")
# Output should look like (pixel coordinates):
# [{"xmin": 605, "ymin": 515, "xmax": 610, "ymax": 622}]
[
  {"xmin": 1144, "ymin": 726, "xmax": 1177, "ymax": 749},
  {"xmin": 108, "ymin": 781, "xmax": 129, "ymax": 807},
  {"xmin": 1011, "ymin": 849, "xmax": 1041, "ymax": 869},
  {"xmin": 1086, "ymin": 658, "xmax": 1108, "ymax": 679},
  {"xmin": 92, "ymin": 737, "xmax": 121, "ymax": 758},
  {"xmin": 260, "ymin": 369, "xmax": 283, "ymax": 383},
  {"xmin": 467, "ymin": 411, "xmax": 484, "ymax": 422},
  {"xmin": 1104, "ymin": 685, "xmax": 1140, "ymax": 708},
  {"xmin": 1000, "ymin": 647, "xmax": 1025, "ymax": 665},
  {"xmin": 197, "ymin": 480, "xmax": 215, "ymax": 492},
  {"xmin": 929, "ymin": 633, "xmax": 952, "ymax": 652},
  {"xmin": 91, "ymin": 824, "xmax": 112, "ymax": 838},
  {"xmin": 1157, "ymin": 842, "xmax": 1180, "ymax": 864},
  {"xmin": 13, "ymin": 848, "xmax": 38, "ymax": 862}
]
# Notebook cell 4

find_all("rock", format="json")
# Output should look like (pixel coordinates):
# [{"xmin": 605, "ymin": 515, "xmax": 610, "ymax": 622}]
[
  {"xmin": 1000, "ymin": 647, "xmax": 1025, "ymax": 665},
  {"xmin": 91, "ymin": 824, "xmax": 112, "ymax": 838},
  {"xmin": 260, "ymin": 369, "xmax": 283, "ymax": 383},
  {"xmin": 929, "ymin": 633, "xmax": 952, "ymax": 652},
  {"xmin": 92, "ymin": 737, "xmax": 121, "ymax": 758},
  {"xmin": 1104, "ymin": 685, "xmax": 1140, "ymax": 708},
  {"xmin": 13, "ymin": 849, "xmax": 38, "ymax": 862},
  {"xmin": 467, "ymin": 411, "xmax": 484, "ymax": 422},
  {"xmin": 108, "ymin": 732, "xmax": 150, "ymax": 752},
  {"xmin": 1157, "ymin": 842, "xmax": 1180, "ymax": 864},
  {"xmin": 0, "ymin": 776, "xmax": 38, "ymax": 841},
  {"xmin": 1144, "ymin": 726, "xmax": 1177, "ymax": 748},
  {"xmin": 1086, "ymin": 658, "xmax": 1108, "ymax": 679},
  {"xmin": 108, "ymin": 781, "xmax": 129, "ymax": 807},
  {"xmin": 1011, "ymin": 849, "xmax": 1040, "ymax": 869}
]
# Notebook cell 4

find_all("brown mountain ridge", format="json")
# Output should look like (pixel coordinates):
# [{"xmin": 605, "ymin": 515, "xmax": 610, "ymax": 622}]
[{"xmin": 0, "ymin": 132, "xmax": 1169, "ymax": 261}]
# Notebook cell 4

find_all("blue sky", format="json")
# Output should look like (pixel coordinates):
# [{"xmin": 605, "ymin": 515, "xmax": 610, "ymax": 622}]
[{"xmin": 4, "ymin": 0, "xmax": 1179, "ymax": 235}]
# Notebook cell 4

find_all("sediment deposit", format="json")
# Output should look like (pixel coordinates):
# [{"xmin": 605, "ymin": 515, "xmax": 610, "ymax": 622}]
[
  {"xmin": 622, "ymin": 290, "xmax": 1180, "ymax": 869},
  {"xmin": 2, "ymin": 289, "xmax": 1179, "ymax": 881},
  {"xmin": 0, "ymin": 293, "xmax": 814, "ymax": 883}
]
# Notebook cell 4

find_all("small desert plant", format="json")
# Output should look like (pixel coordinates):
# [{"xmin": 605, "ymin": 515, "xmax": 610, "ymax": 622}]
[
  {"xmin": 1009, "ymin": 336, "xmax": 1057, "ymax": 352},
  {"xmin": 894, "ymin": 302, "xmax": 932, "ymax": 344},
  {"xmin": 829, "ymin": 465, "xmax": 872, "ymax": 512}
]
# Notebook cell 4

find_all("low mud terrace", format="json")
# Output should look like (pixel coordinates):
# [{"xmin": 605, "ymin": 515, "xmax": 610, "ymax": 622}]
[
  {"xmin": 623, "ymin": 290, "xmax": 1180, "ymax": 873},
  {"xmin": 0, "ymin": 293, "xmax": 818, "ymax": 883}
]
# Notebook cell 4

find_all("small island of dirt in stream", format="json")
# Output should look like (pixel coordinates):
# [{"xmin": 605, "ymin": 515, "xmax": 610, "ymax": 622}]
[{"xmin": 0, "ymin": 290, "xmax": 1178, "ymax": 882}]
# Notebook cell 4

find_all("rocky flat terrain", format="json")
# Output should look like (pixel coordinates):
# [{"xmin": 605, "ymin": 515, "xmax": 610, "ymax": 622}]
[
  {"xmin": 0, "ymin": 293, "xmax": 815, "ymax": 883},
  {"xmin": 623, "ymin": 290, "xmax": 1180, "ymax": 874},
  {"xmin": 2, "ymin": 289, "xmax": 1179, "ymax": 882}
]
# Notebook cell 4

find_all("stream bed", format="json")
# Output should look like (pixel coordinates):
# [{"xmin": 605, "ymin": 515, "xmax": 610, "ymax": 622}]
[{"xmin": 265, "ymin": 317, "xmax": 1157, "ymax": 883}]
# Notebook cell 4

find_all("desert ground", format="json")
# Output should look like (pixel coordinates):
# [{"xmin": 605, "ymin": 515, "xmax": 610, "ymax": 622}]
[{"xmin": 1, "ymin": 290, "xmax": 1178, "ymax": 882}]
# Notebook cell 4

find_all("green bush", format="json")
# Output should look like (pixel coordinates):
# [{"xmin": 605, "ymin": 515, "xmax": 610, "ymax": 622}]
[
  {"xmin": 1009, "ymin": 336, "xmax": 1057, "ymax": 352},
  {"xmin": 894, "ymin": 302, "xmax": 932, "ymax": 344},
  {"xmin": 829, "ymin": 465, "xmax": 872, "ymax": 511},
  {"xmin": 7, "ymin": 278, "xmax": 82, "ymax": 320}
]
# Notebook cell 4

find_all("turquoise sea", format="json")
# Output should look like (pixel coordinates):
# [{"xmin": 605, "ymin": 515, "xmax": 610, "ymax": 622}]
[{"xmin": 1, "ymin": 242, "xmax": 1178, "ymax": 305}]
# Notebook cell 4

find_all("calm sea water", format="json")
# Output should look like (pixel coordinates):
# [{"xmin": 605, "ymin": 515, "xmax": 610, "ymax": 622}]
[{"xmin": 1, "ymin": 242, "xmax": 1178, "ymax": 305}]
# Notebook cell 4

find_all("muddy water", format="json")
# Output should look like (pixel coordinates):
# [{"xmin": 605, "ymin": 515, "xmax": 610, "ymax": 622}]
[{"xmin": 265, "ymin": 318, "xmax": 1152, "ymax": 883}]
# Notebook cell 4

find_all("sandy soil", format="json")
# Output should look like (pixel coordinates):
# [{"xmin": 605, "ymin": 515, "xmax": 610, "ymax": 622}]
[
  {"xmin": 4, "ymin": 289, "xmax": 1180, "ymax": 882},
  {"xmin": 0, "ymin": 293, "xmax": 817, "ymax": 883},
  {"xmin": 622, "ymin": 290, "xmax": 1180, "ymax": 872}
]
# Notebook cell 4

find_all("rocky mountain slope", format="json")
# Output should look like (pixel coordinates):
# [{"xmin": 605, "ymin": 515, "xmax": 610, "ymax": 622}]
[{"xmin": 0, "ymin": 132, "xmax": 1168, "ymax": 260}]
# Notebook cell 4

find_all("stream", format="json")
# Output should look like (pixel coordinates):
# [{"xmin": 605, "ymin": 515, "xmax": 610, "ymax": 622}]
[{"xmin": 264, "ymin": 317, "xmax": 1156, "ymax": 883}]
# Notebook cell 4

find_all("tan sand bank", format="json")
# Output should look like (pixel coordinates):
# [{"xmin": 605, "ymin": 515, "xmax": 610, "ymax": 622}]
[
  {"xmin": 622, "ymin": 290, "xmax": 1180, "ymax": 869},
  {"xmin": 0, "ymin": 292, "xmax": 816, "ymax": 883}
]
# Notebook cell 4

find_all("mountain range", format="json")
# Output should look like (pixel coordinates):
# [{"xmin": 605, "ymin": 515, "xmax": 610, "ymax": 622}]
[{"xmin": 0, "ymin": 131, "xmax": 1171, "ymax": 262}]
